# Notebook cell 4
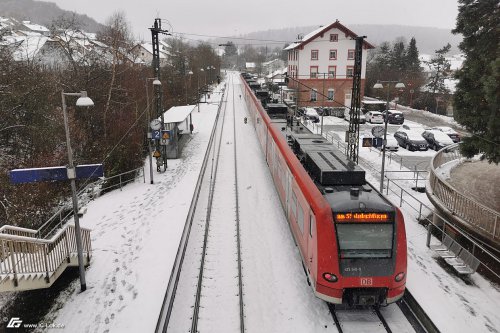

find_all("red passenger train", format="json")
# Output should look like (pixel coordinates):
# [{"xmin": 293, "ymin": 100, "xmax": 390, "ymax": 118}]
[{"xmin": 241, "ymin": 74, "xmax": 407, "ymax": 306}]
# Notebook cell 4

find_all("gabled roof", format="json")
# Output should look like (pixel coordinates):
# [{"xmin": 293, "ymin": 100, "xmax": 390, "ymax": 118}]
[{"xmin": 284, "ymin": 20, "xmax": 374, "ymax": 51}]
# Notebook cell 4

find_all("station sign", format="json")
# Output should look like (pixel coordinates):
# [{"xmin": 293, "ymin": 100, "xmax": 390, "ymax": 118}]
[{"xmin": 9, "ymin": 164, "xmax": 103, "ymax": 184}]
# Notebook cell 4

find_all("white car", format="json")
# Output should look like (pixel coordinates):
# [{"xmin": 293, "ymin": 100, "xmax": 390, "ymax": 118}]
[
  {"xmin": 304, "ymin": 107, "xmax": 320, "ymax": 123},
  {"xmin": 365, "ymin": 111, "xmax": 384, "ymax": 124},
  {"xmin": 344, "ymin": 108, "xmax": 366, "ymax": 124},
  {"xmin": 383, "ymin": 135, "xmax": 400, "ymax": 151},
  {"xmin": 399, "ymin": 123, "xmax": 426, "ymax": 135}
]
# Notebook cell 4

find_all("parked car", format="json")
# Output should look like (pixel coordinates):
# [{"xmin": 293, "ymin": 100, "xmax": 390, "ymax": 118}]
[
  {"xmin": 365, "ymin": 111, "xmax": 384, "ymax": 124},
  {"xmin": 394, "ymin": 130, "xmax": 428, "ymax": 151},
  {"xmin": 399, "ymin": 123, "xmax": 426, "ymax": 134},
  {"xmin": 304, "ymin": 107, "xmax": 320, "ymax": 123},
  {"xmin": 344, "ymin": 108, "xmax": 366, "ymax": 124},
  {"xmin": 431, "ymin": 126, "xmax": 461, "ymax": 143},
  {"xmin": 422, "ymin": 130, "xmax": 454, "ymax": 151},
  {"xmin": 383, "ymin": 135, "xmax": 400, "ymax": 152},
  {"xmin": 384, "ymin": 109, "xmax": 405, "ymax": 124}
]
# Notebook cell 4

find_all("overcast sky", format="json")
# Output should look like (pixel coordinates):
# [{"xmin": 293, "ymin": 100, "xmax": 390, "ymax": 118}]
[{"xmin": 41, "ymin": 0, "xmax": 460, "ymax": 41}]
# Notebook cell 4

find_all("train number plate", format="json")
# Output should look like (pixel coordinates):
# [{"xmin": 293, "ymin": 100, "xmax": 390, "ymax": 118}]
[{"xmin": 360, "ymin": 278, "xmax": 373, "ymax": 286}]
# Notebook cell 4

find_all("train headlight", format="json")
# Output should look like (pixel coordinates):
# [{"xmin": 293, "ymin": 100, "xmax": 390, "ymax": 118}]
[
  {"xmin": 322, "ymin": 272, "xmax": 338, "ymax": 283},
  {"xmin": 395, "ymin": 272, "xmax": 406, "ymax": 282}
]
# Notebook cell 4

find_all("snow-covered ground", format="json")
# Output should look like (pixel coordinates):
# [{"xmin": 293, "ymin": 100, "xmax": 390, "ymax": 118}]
[{"xmin": 35, "ymin": 73, "xmax": 500, "ymax": 333}]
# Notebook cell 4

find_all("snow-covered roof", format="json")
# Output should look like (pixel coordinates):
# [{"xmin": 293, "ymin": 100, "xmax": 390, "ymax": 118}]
[
  {"xmin": 22, "ymin": 21, "xmax": 49, "ymax": 33},
  {"xmin": 246, "ymin": 62, "xmax": 256, "ymax": 68},
  {"xmin": 284, "ymin": 20, "xmax": 374, "ymax": 51},
  {"xmin": 163, "ymin": 105, "xmax": 196, "ymax": 123},
  {"xmin": 11, "ymin": 35, "xmax": 48, "ymax": 61},
  {"xmin": 138, "ymin": 43, "xmax": 167, "ymax": 59}
]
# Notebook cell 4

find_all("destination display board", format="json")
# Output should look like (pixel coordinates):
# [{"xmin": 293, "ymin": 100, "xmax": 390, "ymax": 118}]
[{"xmin": 334, "ymin": 212, "xmax": 391, "ymax": 223}]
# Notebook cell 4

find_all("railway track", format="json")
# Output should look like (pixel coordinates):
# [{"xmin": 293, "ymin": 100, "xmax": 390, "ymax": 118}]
[
  {"xmin": 328, "ymin": 290, "xmax": 439, "ymax": 333},
  {"xmin": 156, "ymin": 76, "xmax": 245, "ymax": 332}
]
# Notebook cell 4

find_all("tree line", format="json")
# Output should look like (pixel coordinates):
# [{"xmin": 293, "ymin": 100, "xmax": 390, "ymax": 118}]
[{"xmin": 0, "ymin": 12, "xmax": 221, "ymax": 228}]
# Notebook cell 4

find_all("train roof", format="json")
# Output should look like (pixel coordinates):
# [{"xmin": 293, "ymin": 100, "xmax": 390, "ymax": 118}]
[{"xmin": 250, "ymin": 81, "xmax": 395, "ymax": 215}]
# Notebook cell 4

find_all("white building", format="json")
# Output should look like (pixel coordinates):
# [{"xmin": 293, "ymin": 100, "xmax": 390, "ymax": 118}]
[{"xmin": 284, "ymin": 20, "xmax": 374, "ymax": 108}]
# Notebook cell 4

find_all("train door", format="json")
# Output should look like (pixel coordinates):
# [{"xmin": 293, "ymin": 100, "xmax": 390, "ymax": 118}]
[
  {"xmin": 307, "ymin": 213, "xmax": 316, "ymax": 271},
  {"xmin": 285, "ymin": 169, "xmax": 292, "ymax": 219}
]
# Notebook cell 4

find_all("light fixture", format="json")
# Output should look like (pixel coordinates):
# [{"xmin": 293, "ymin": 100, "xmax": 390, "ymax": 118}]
[{"xmin": 75, "ymin": 91, "xmax": 94, "ymax": 107}]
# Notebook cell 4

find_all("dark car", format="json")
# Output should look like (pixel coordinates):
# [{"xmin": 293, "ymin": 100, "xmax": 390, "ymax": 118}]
[
  {"xmin": 384, "ymin": 109, "xmax": 405, "ymax": 124},
  {"xmin": 422, "ymin": 130, "xmax": 454, "ymax": 151},
  {"xmin": 431, "ymin": 126, "xmax": 461, "ymax": 143},
  {"xmin": 394, "ymin": 130, "xmax": 428, "ymax": 151}
]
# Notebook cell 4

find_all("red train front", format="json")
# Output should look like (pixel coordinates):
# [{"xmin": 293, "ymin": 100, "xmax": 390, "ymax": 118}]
[{"xmin": 241, "ymin": 73, "xmax": 407, "ymax": 306}]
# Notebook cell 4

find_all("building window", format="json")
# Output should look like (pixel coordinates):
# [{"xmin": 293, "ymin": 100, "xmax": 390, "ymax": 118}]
[
  {"xmin": 346, "ymin": 66, "xmax": 354, "ymax": 78},
  {"xmin": 329, "ymin": 49, "xmax": 337, "ymax": 60},
  {"xmin": 311, "ymin": 89, "xmax": 317, "ymax": 102},
  {"xmin": 328, "ymin": 89, "xmax": 335, "ymax": 101},
  {"xmin": 345, "ymin": 92, "xmax": 352, "ymax": 100},
  {"xmin": 310, "ymin": 66, "xmax": 318, "ymax": 78},
  {"xmin": 330, "ymin": 34, "xmax": 338, "ymax": 42},
  {"xmin": 328, "ymin": 66, "xmax": 336, "ymax": 78},
  {"xmin": 348, "ymin": 49, "xmax": 355, "ymax": 60},
  {"xmin": 311, "ymin": 50, "xmax": 318, "ymax": 60}
]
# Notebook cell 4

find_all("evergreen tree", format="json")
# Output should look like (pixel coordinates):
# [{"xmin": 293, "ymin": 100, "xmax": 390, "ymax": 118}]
[
  {"xmin": 425, "ymin": 43, "xmax": 451, "ymax": 95},
  {"xmin": 453, "ymin": 0, "xmax": 499, "ymax": 163},
  {"xmin": 390, "ymin": 40, "xmax": 406, "ymax": 72},
  {"xmin": 405, "ymin": 37, "xmax": 420, "ymax": 73}
]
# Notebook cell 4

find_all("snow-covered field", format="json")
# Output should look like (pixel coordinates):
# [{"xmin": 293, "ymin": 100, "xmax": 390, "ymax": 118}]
[{"xmin": 34, "ymin": 74, "xmax": 500, "ymax": 333}]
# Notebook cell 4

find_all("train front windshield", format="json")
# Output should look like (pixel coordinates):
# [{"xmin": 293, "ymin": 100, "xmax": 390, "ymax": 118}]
[{"xmin": 336, "ymin": 223, "xmax": 393, "ymax": 259}]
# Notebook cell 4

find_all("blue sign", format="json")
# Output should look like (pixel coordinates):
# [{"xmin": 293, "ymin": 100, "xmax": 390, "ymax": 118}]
[
  {"xmin": 75, "ymin": 164, "xmax": 104, "ymax": 179},
  {"xmin": 373, "ymin": 138, "xmax": 383, "ymax": 148},
  {"xmin": 9, "ymin": 164, "xmax": 103, "ymax": 184},
  {"xmin": 152, "ymin": 130, "xmax": 161, "ymax": 140}
]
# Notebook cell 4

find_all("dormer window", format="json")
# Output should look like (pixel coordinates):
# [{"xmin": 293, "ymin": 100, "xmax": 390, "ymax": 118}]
[{"xmin": 330, "ymin": 34, "xmax": 338, "ymax": 42}]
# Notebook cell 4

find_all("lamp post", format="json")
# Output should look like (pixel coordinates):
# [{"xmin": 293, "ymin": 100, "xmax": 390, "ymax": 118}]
[
  {"xmin": 145, "ymin": 78, "xmax": 162, "ymax": 183},
  {"xmin": 185, "ymin": 70, "xmax": 193, "ymax": 104},
  {"xmin": 373, "ymin": 81, "xmax": 405, "ymax": 192},
  {"xmin": 198, "ymin": 68, "xmax": 204, "ymax": 112},
  {"xmin": 61, "ymin": 90, "xmax": 94, "ymax": 292}
]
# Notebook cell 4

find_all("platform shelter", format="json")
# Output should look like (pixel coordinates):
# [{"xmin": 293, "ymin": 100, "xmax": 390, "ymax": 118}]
[{"xmin": 162, "ymin": 105, "xmax": 196, "ymax": 159}]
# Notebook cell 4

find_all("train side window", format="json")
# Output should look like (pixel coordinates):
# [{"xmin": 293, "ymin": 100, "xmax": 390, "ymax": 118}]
[
  {"xmin": 291, "ymin": 192, "xmax": 297, "ymax": 218},
  {"xmin": 309, "ymin": 214, "xmax": 315, "ymax": 237},
  {"xmin": 297, "ymin": 204, "xmax": 304, "ymax": 233}
]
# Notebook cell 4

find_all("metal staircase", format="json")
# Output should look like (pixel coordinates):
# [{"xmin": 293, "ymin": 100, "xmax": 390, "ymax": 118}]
[{"xmin": 0, "ymin": 224, "xmax": 92, "ymax": 292}]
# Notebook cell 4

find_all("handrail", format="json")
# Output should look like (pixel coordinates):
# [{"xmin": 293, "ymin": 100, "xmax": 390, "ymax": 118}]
[
  {"xmin": 34, "ymin": 166, "xmax": 144, "ymax": 239},
  {"xmin": 0, "ymin": 224, "xmax": 92, "ymax": 283},
  {"xmin": 428, "ymin": 143, "xmax": 500, "ymax": 241}
]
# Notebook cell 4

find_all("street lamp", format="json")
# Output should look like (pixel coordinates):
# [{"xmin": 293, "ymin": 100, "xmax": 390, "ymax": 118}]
[
  {"xmin": 373, "ymin": 81, "xmax": 405, "ymax": 192},
  {"xmin": 185, "ymin": 70, "xmax": 193, "ymax": 104},
  {"xmin": 198, "ymin": 68, "xmax": 204, "ymax": 111},
  {"xmin": 61, "ymin": 90, "xmax": 94, "ymax": 292},
  {"xmin": 145, "ymin": 78, "xmax": 162, "ymax": 184}
]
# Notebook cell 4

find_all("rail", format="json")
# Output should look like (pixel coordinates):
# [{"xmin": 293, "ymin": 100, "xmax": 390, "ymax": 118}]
[
  {"xmin": 428, "ymin": 143, "xmax": 500, "ymax": 241},
  {"xmin": 155, "ymin": 85, "xmax": 227, "ymax": 333}
]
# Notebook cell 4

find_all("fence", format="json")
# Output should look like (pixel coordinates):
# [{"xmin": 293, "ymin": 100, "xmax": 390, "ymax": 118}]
[
  {"xmin": 428, "ymin": 144, "xmax": 500, "ymax": 241},
  {"xmin": 32, "ymin": 166, "xmax": 145, "ymax": 239}
]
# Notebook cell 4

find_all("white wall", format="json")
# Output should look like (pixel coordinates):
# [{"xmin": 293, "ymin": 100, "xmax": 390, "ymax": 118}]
[{"xmin": 294, "ymin": 27, "xmax": 368, "ymax": 79}]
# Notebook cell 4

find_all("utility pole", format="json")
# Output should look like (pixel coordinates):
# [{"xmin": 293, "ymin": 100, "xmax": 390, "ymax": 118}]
[
  {"xmin": 347, "ymin": 36, "xmax": 365, "ymax": 164},
  {"xmin": 150, "ymin": 18, "xmax": 170, "ymax": 171}
]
